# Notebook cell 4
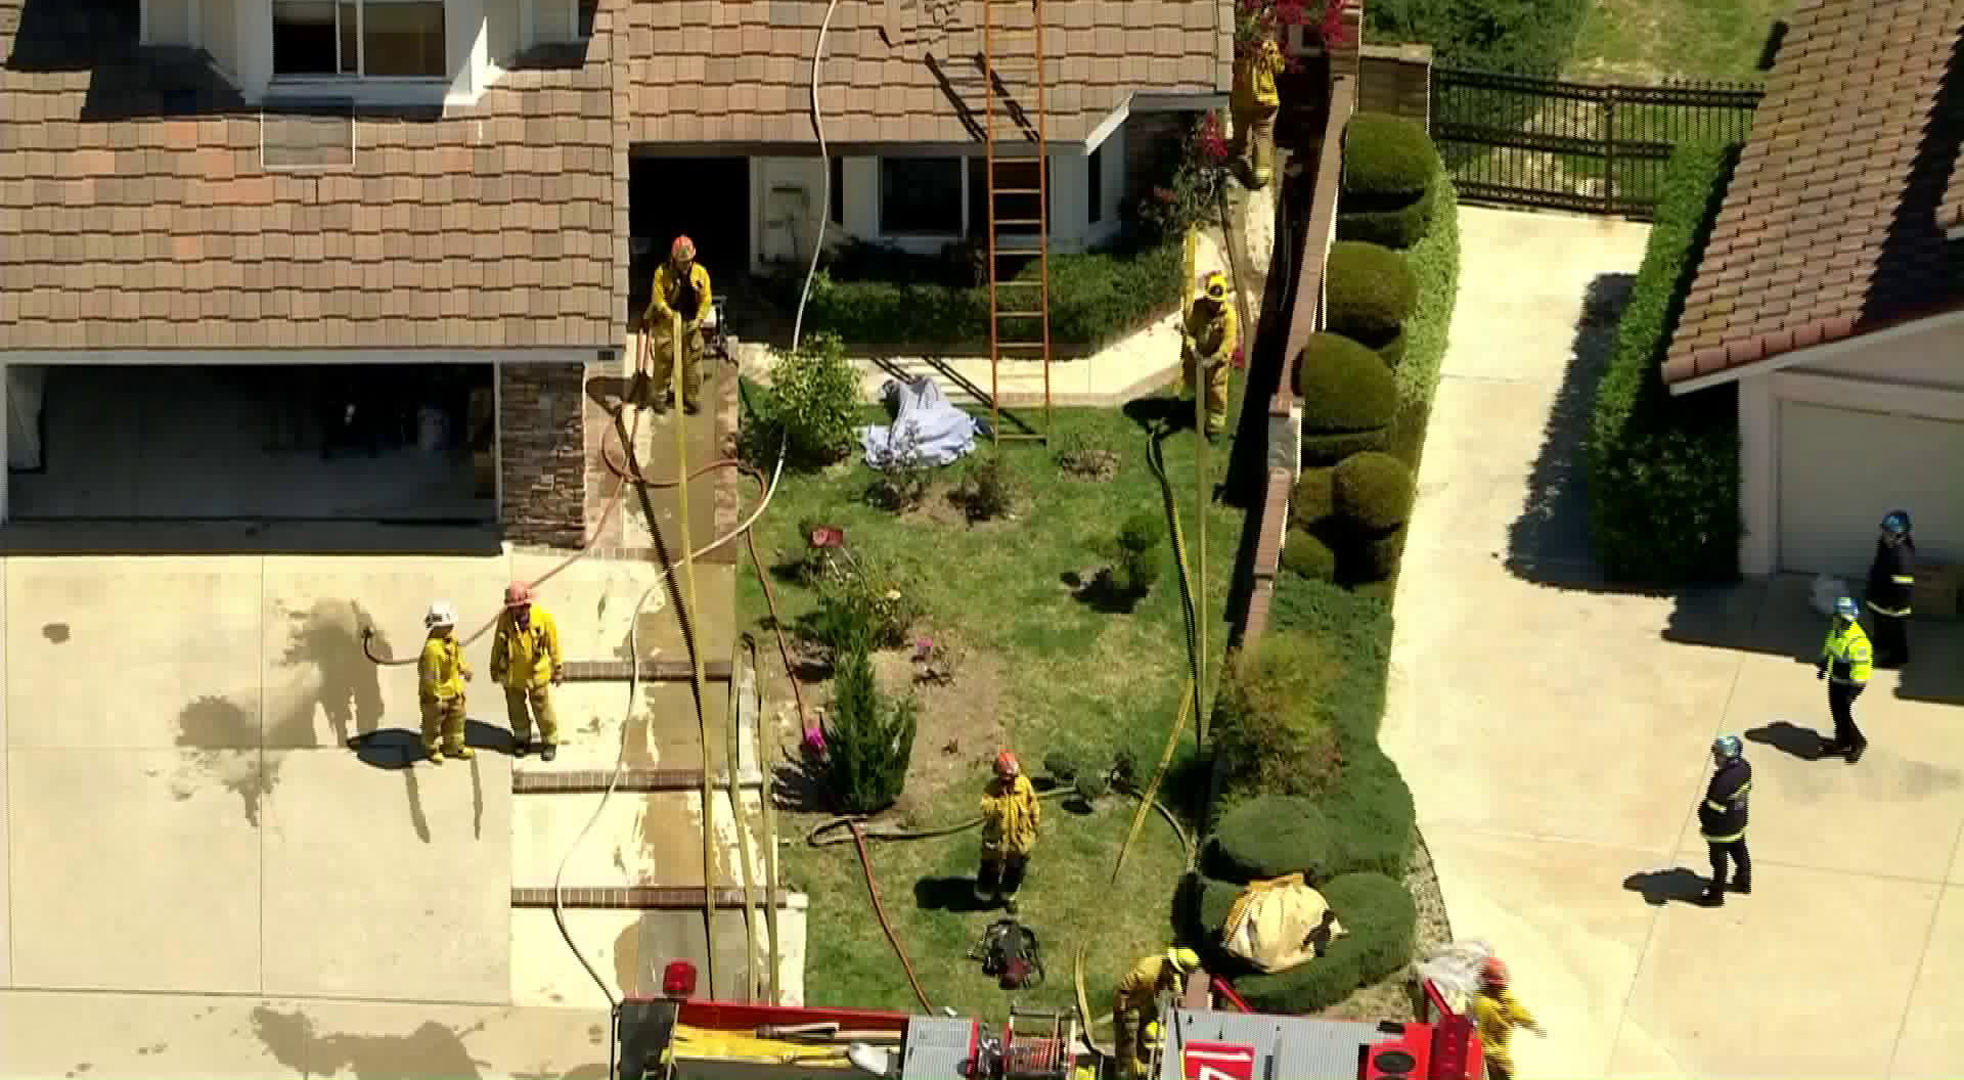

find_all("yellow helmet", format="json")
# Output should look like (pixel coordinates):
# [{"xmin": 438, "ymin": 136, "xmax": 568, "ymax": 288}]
[
  {"xmin": 1201, "ymin": 272, "xmax": 1229, "ymax": 301},
  {"xmin": 1167, "ymin": 946, "xmax": 1201, "ymax": 973}
]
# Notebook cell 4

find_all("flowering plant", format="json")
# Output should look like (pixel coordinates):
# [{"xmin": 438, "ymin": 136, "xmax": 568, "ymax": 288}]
[
  {"xmin": 1196, "ymin": 112, "xmax": 1231, "ymax": 165},
  {"xmin": 1234, "ymin": 0, "xmax": 1351, "ymax": 62}
]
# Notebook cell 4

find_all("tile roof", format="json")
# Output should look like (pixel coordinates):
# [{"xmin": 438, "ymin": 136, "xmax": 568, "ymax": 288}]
[
  {"xmin": 0, "ymin": 0, "xmax": 624, "ymax": 351},
  {"xmin": 620, "ymin": 0, "xmax": 1233, "ymax": 146},
  {"xmin": 1662, "ymin": 0, "xmax": 1964, "ymax": 386}
]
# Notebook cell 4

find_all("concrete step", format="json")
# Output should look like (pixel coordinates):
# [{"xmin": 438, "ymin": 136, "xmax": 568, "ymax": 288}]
[
  {"xmin": 514, "ymin": 680, "xmax": 757, "ymax": 780},
  {"xmin": 509, "ymin": 787, "xmax": 769, "ymax": 891}
]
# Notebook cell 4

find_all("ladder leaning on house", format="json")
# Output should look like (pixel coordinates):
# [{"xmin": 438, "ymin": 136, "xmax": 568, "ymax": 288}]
[{"xmin": 980, "ymin": 0, "xmax": 1053, "ymax": 444}]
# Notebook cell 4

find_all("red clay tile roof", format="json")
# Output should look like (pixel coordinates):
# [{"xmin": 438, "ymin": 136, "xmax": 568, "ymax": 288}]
[
  {"xmin": 1662, "ymin": 0, "xmax": 1964, "ymax": 386},
  {"xmin": 0, "ymin": 0, "xmax": 623, "ymax": 351},
  {"xmin": 620, "ymin": 0, "xmax": 1232, "ymax": 146}
]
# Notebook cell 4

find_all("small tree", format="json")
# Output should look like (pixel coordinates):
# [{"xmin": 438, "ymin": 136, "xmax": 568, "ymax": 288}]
[
  {"xmin": 759, "ymin": 331, "xmax": 862, "ymax": 469},
  {"xmin": 822, "ymin": 645, "xmax": 919, "ymax": 814},
  {"xmin": 1112, "ymin": 510, "xmax": 1166, "ymax": 597}
]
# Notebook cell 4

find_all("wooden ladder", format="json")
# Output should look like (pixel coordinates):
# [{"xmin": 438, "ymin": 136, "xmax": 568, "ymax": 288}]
[{"xmin": 980, "ymin": 0, "xmax": 1052, "ymax": 444}]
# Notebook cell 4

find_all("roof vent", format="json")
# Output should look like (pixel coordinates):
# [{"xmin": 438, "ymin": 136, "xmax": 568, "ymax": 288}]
[{"xmin": 260, "ymin": 99, "xmax": 355, "ymax": 170}]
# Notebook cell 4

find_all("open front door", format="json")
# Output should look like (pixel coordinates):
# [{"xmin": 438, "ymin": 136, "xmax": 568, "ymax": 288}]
[{"xmin": 7, "ymin": 366, "xmax": 46, "ymax": 471}]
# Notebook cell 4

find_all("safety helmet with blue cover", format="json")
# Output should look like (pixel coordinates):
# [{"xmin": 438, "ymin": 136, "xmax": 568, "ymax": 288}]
[
  {"xmin": 1835, "ymin": 596, "xmax": 1860, "ymax": 619},
  {"xmin": 1882, "ymin": 510, "xmax": 1912, "ymax": 536},
  {"xmin": 1712, "ymin": 735, "xmax": 1743, "ymax": 761}
]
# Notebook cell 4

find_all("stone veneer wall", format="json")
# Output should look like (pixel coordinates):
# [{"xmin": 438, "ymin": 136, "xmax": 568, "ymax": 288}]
[
  {"xmin": 500, "ymin": 361, "xmax": 589, "ymax": 548},
  {"xmin": 1358, "ymin": 42, "xmax": 1434, "ymax": 127}
]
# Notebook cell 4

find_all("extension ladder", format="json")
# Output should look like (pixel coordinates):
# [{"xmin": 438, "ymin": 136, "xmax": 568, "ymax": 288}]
[{"xmin": 980, "ymin": 0, "xmax": 1053, "ymax": 444}]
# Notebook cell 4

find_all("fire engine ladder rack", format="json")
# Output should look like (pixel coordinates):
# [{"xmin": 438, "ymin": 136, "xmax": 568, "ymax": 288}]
[
  {"xmin": 981, "ymin": 0, "xmax": 1053, "ymax": 445},
  {"xmin": 1002, "ymin": 1006, "xmax": 1074, "ymax": 1079}
]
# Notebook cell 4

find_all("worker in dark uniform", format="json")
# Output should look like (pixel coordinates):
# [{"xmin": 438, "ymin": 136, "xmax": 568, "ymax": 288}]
[
  {"xmin": 1866, "ymin": 510, "xmax": 1916, "ymax": 669},
  {"xmin": 1818, "ymin": 596, "xmax": 1875, "ymax": 764},
  {"xmin": 1698, "ymin": 735, "xmax": 1752, "ymax": 907}
]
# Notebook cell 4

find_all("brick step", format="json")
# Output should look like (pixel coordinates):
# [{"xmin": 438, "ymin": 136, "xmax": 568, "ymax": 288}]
[{"xmin": 516, "ymin": 678, "xmax": 758, "ymax": 782}]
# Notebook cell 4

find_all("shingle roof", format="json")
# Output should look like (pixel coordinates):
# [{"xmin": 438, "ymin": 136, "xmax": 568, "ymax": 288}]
[
  {"xmin": 0, "ymin": 0, "xmax": 623, "ymax": 351},
  {"xmin": 620, "ymin": 0, "xmax": 1232, "ymax": 146},
  {"xmin": 1941, "ymin": 142, "xmax": 1964, "ymax": 235},
  {"xmin": 1662, "ymin": 0, "xmax": 1964, "ymax": 386}
]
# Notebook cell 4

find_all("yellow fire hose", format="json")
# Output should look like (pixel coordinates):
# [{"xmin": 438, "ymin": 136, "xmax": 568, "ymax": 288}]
[
  {"xmin": 726, "ymin": 633, "xmax": 763, "ymax": 1002},
  {"xmin": 751, "ymin": 632, "xmax": 783, "ymax": 1004}
]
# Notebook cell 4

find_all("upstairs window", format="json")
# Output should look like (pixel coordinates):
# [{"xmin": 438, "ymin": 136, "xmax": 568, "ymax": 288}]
[{"xmin": 272, "ymin": 0, "xmax": 447, "ymax": 79}]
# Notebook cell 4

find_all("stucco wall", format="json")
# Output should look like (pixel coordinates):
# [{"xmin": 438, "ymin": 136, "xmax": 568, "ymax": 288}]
[
  {"xmin": 201, "ymin": 0, "xmax": 239, "ymax": 77},
  {"xmin": 146, "ymin": 0, "xmax": 192, "ymax": 46},
  {"xmin": 1794, "ymin": 317, "xmax": 1964, "ymax": 391}
]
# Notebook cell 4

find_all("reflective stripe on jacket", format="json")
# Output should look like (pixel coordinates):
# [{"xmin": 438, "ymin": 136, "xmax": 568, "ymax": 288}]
[
  {"xmin": 419, "ymin": 635, "xmax": 469, "ymax": 701},
  {"xmin": 1866, "ymin": 539, "xmax": 1915, "ymax": 616},
  {"xmin": 1822, "ymin": 619, "xmax": 1874, "ymax": 685},
  {"xmin": 646, "ymin": 262, "xmax": 714, "ymax": 328},
  {"xmin": 492, "ymin": 608, "xmax": 562, "ymax": 690},
  {"xmin": 1699, "ymin": 758, "xmax": 1752, "ymax": 842},
  {"xmin": 1114, "ymin": 954, "xmax": 1176, "ymax": 1011},
  {"xmin": 980, "ymin": 774, "xmax": 1041, "ymax": 855}
]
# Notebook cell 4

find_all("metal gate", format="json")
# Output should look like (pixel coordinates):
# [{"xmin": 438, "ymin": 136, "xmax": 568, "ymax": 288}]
[{"xmin": 1430, "ymin": 68, "xmax": 1763, "ymax": 220}]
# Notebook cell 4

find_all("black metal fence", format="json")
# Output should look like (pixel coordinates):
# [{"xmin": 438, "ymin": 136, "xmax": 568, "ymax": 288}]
[{"xmin": 1430, "ymin": 68, "xmax": 1764, "ymax": 220}]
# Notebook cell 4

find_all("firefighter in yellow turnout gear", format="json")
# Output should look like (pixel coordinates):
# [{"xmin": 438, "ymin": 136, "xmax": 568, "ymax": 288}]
[
  {"xmin": 1231, "ymin": 37, "xmax": 1284, "ymax": 188},
  {"xmin": 491, "ymin": 582, "xmax": 564, "ymax": 761},
  {"xmin": 976, "ymin": 750, "xmax": 1041, "ymax": 912},
  {"xmin": 1181, "ymin": 271, "xmax": 1239, "ymax": 439},
  {"xmin": 1113, "ymin": 947, "xmax": 1200, "ymax": 1079},
  {"xmin": 642, "ymin": 234, "xmax": 714, "ymax": 414},
  {"xmin": 417, "ymin": 600, "xmax": 473, "ymax": 762},
  {"xmin": 1473, "ymin": 958, "xmax": 1545, "ymax": 1080}
]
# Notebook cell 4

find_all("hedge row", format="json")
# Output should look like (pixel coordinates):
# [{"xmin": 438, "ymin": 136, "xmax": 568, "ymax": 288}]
[
  {"xmin": 1367, "ymin": 0, "xmax": 1591, "ymax": 78},
  {"xmin": 801, "ymin": 241, "xmax": 1183, "ymax": 349},
  {"xmin": 1338, "ymin": 115, "xmax": 1440, "ymax": 251},
  {"xmin": 1584, "ymin": 143, "xmax": 1743, "ymax": 582}
]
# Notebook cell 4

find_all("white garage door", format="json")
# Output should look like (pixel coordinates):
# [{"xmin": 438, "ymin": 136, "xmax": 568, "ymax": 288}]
[{"xmin": 1778, "ymin": 400, "xmax": 1964, "ymax": 575}]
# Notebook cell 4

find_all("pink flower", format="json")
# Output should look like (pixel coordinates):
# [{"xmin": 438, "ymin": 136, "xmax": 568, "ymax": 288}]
[{"xmin": 803, "ymin": 727, "xmax": 827, "ymax": 758}]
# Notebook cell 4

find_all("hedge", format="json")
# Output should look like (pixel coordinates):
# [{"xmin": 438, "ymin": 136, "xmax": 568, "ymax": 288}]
[
  {"xmin": 1211, "ymin": 634, "xmax": 1347, "ymax": 799},
  {"xmin": 803, "ymin": 241, "xmax": 1183, "ymax": 349},
  {"xmin": 1337, "ymin": 114, "xmax": 1441, "ymax": 251},
  {"xmin": 1291, "ymin": 467, "xmax": 1336, "ymax": 526},
  {"xmin": 1296, "ymin": 333, "xmax": 1397, "ymax": 434},
  {"xmin": 1206, "ymin": 796, "xmax": 1336, "ymax": 882},
  {"xmin": 1584, "ymin": 143, "xmax": 1743, "ymax": 582},
  {"xmin": 1280, "ymin": 529, "xmax": 1338, "ymax": 582},
  {"xmin": 1333, "ymin": 451, "xmax": 1416, "ymax": 531},
  {"xmin": 1395, "ymin": 178, "xmax": 1462, "ymax": 409},
  {"xmin": 1326, "ymin": 241, "xmax": 1419, "ymax": 340},
  {"xmin": 1195, "ymin": 872, "xmax": 1419, "ymax": 1014},
  {"xmin": 1368, "ymin": 0, "xmax": 1591, "ymax": 78},
  {"xmin": 1359, "ymin": 525, "xmax": 1409, "ymax": 584}
]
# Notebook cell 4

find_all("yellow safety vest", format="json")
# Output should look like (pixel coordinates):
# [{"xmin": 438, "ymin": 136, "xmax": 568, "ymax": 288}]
[{"xmin": 1822, "ymin": 620, "xmax": 1873, "ymax": 685}]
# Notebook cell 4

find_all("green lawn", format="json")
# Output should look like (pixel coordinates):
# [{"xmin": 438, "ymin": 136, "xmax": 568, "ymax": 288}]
[
  {"xmin": 735, "ymin": 388, "xmax": 1249, "ymax": 1019},
  {"xmin": 1565, "ymin": 0, "xmax": 1786, "ymax": 82}
]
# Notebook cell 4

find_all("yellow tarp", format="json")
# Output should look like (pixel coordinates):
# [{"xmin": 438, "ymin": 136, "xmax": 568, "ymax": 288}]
[{"xmin": 1219, "ymin": 872, "xmax": 1348, "ymax": 974}]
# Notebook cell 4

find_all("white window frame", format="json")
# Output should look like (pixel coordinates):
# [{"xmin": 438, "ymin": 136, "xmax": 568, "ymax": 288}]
[
  {"xmin": 876, "ymin": 156, "xmax": 968, "ymax": 240},
  {"xmin": 268, "ymin": 0, "xmax": 449, "ymax": 102}
]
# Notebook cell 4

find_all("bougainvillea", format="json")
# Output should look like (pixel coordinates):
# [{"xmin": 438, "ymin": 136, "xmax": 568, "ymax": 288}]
[
  {"xmin": 1197, "ymin": 111, "xmax": 1231, "ymax": 164},
  {"xmin": 1235, "ymin": 0, "xmax": 1351, "ymax": 63}
]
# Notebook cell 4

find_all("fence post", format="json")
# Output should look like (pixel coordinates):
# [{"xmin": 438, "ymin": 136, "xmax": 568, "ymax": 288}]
[{"xmin": 1602, "ymin": 87, "xmax": 1617, "ymax": 216}]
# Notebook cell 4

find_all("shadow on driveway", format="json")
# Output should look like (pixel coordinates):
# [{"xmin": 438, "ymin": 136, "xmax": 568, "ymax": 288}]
[{"xmin": 1622, "ymin": 867, "xmax": 1709, "ymax": 907}]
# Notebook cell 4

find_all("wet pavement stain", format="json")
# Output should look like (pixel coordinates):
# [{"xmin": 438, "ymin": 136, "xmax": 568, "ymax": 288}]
[
  {"xmin": 587, "ymin": 1024, "xmax": 606, "ymax": 1045},
  {"xmin": 173, "ymin": 695, "xmax": 279, "ymax": 825},
  {"xmin": 251, "ymin": 1007, "xmax": 485, "ymax": 1080},
  {"xmin": 472, "ymin": 755, "xmax": 485, "ymax": 840},
  {"xmin": 135, "ymin": 1043, "xmax": 167, "ymax": 1056},
  {"xmin": 41, "ymin": 622, "xmax": 70, "ymax": 643},
  {"xmin": 613, "ymin": 918, "xmax": 642, "ymax": 999},
  {"xmin": 274, "ymin": 599, "xmax": 390, "ymax": 747}
]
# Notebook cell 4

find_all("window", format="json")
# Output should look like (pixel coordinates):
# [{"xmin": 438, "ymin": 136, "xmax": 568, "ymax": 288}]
[
  {"xmin": 272, "ymin": 0, "xmax": 447, "ymax": 79},
  {"xmin": 968, "ymin": 157, "xmax": 1051, "ymax": 235},
  {"xmin": 879, "ymin": 157, "xmax": 963, "ymax": 236},
  {"xmin": 829, "ymin": 157, "xmax": 844, "ymax": 227},
  {"xmin": 1088, "ymin": 146, "xmax": 1104, "ymax": 225}
]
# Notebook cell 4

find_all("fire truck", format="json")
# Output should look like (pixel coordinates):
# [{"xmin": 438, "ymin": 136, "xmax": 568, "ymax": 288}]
[{"xmin": 614, "ymin": 963, "xmax": 1483, "ymax": 1080}]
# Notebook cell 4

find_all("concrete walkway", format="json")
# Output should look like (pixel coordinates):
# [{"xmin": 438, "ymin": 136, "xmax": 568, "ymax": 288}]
[{"xmin": 1385, "ymin": 207, "xmax": 1964, "ymax": 1078}]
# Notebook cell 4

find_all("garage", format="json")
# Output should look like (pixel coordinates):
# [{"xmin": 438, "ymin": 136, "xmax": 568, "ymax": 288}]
[
  {"xmin": 6, "ymin": 365, "xmax": 497, "ymax": 521},
  {"xmin": 1776, "ymin": 398, "xmax": 1964, "ymax": 576}
]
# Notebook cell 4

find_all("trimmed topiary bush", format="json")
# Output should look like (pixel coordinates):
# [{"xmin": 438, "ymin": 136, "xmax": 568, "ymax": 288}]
[
  {"xmin": 1333, "ymin": 451, "xmax": 1416, "ymax": 531},
  {"xmin": 1326, "ymin": 242, "xmax": 1419, "ymax": 346},
  {"xmin": 1207, "ymin": 795, "xmax": 1336, "ymax": 883},
  {"xmin": 1291, "ymin": 467, "xmax": 1336, "ymax": 525},
  {"xmin": 1340, "ymin": 114, "xmax": 1437, "ymax": 198},
  {"xmin": 1279, "ymin": 528, "xmax": 1338, "ymax": 582},
  {"xmin": 1371, "ymin": 328, "xmax": 1409, "ymax": 369},
  {"xmin": 1324, "ymin": 749, "xmax": 1416, "ymax": 878},
  {"xmin": 1214, "ymin": 872, "xmax": 1419, "ymax": 1015},
  {"xmin": 1295, "ymin": 333, "xmax": 1396, "ymax": 469},
  {"xmin": 1212, "ymin": 633, "xmax": 1347, "ymax": 799},
  {"xmin": 1340, "ymin": 179, "xmax": 1439, "ymax": 252},
  {"xmin": 1356, "ymin": 525, "xmax": 1409, "ymax": 584},
  {"xmin": 1585, "ymin": 142, "xmax": 1743, "ymax": 582},
  {"xmin": 1302, "ymin": 429, "xmax": 1391, "ymax": 466}
]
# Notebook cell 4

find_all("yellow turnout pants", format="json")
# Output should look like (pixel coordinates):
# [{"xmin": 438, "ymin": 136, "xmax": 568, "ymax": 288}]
[
  {"xmin": 504, "ymin": 684, "xmax": 560, "ymax": 746},
  {"xmin": 1181, "ymin": 352, "xmax": 1231, "ymax": 434},
  {"xmin": 420, "ymin": 697, "xmax": 467, "ymax": 755}
]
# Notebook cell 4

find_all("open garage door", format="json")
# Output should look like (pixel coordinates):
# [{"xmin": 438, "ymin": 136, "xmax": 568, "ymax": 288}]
[
  {"xmin": 1777, "ymin": 399, "xmax": 1964, "ymax": 575},
  {"xmin": 8, "ymin": 365, "xmax": 497, "ymax": 521}
]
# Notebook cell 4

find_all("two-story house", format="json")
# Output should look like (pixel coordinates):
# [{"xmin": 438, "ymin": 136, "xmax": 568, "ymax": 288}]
[{"xmin": 0, "ymin": 0, "xmax": 1232, "ymax": 541}]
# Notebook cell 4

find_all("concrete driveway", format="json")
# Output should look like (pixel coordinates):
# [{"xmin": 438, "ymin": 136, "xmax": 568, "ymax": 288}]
[{"xmin": 1385, "ymin": 207, "xmax": 1964, "ymax": 1078}]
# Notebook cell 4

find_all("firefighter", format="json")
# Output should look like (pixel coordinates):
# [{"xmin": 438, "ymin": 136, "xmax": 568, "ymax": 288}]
[
  {"xmin": 976, "ymin": 750, "xmax": 1040, "ymax": 912},
  {"xmin": 642, "ymin": 235, "xmax": 714, "ymax": 414},
  {"xmin": 1818, "ymin": 595, "xmax": 1874, "ymax": 763},
  {"xmin": 490, "ymin": 582, "xmax": 564, "ymax": 762},
  {"xmin": 1113, "ymin": 947, "xmax": 1200, "ymax": 1079},
  {"xmin": 1473, "ymin": 958, "xmax": 1545, "ymax": 1080},
  {"xmin": 418, "ymin": 600, "xmax": 473, "ymax": 762},
  {"xmin": 1180, "ymin": 271, "xmax": 1239, "ymax": 441},
  {"xmin": 1698, "ymin": 735, "xmax": 1753, "ymax": 907},
  {"xmin": 1866, "ymin": 510, "xmax": 1916, "ymax": 668},
  {"xmin": 1231, "ymin": 39, "xmax": 1284, "ymax": 188}
]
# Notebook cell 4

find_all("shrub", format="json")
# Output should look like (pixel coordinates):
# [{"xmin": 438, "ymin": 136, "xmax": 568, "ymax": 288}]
[
  {"xmin": 1043, "ymin": 753, "xmax": 1079, "ymax": 782},
  {"xmin": 1340, "ymin": 114, "xmax": 1438, "ymax": 198},
  {"xmin": 1302, "ymin": 429, "xmax": 1391, "ymax": 466},
  {"xmin": 1396, "ymin": 180, "xmax": 1462, "ymax": 407},
  {"xmin": 1585, "ymin": 143, "xmax": 1743, "ymax": 582},
  {"xmin": 805, "ymin": 555, "xmax": 924, "ymax": 651},
  {"xmin": 1296, "ymin": 333, "xmax": 1397, "ymax": 434},
  {"xmin": 1333, "ymin": 452, "xmax": 1416, "ymax": 531},
  {"xmin": 1292, "ymin": 467, "xmax": 1336, "ymax": 526},
  {"xmin": 954, "ymin": 453, "xmax": 1023, "ymax": 522},
  {"xmin": 1111, "ymin": 510, "xmax": 1167, "ymax": 596},
  {"xmin": 1207, "ymin": 796, "xmax": 1336, "ymax": 882},
  {"xmin": 1326, "ymin": 242, "xmax": 1419, "ymax": 345},
  {"xmin": 1325, "ymin": 748, "xmax": 1417, "ymax": 878},
  {"xmin": 1054, "ymin": 429, "xmax": 1120, "ymax": 480},
  {"xmin": 864, "ymin": 428, "xmax": 934, "ymax": 513},
  {"xmin": 1355, "ymin": 525, "xmax": 1409, "ymax": 583},
  {"xmin": 1211, "ymin": 633, "xmax": 1347, "ymax": 799},
  {"xmin": 822, "ymin": 645, "xmax": 919, "ymax": 814},
  {"xmin": 757, "ymin": 332, "xmax": 862, "ymax": 469},
  {"xmin": 1279, "ymin": 529, "xmax": 1338, "ymax": 582},
  {"xmin": 1339, "ymin": 179, "xmax": 1439, "ymax": 251},
  {"xmin": 1371, "ymin": 328, "xmax": 1409, "ymax": 369},
  {"xmin": 1368, "ymin": 0, "xmax": 1590, "ymax": 78},
  {"xmin": 1126, "ymin": 113, "xmax": 1230, "ymax": 243}
]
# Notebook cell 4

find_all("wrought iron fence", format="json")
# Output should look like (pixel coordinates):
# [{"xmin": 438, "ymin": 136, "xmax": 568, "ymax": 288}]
[{"xmin": 1430, "ymin": 68, "xmax": 1764, "ymax": 220}]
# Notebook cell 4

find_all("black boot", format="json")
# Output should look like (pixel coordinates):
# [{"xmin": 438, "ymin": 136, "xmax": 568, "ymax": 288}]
[
  {"xmin": 1699, "ymin": 882, "xmax": 1726, "ymax": 907},
  {"xmin": 1845, "ymin": 741, "xmax": 1868, "ymax": 764},
  {"xmin": 1731, "ymin": 875, "xmax": 1752, "ymax": 895}
]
